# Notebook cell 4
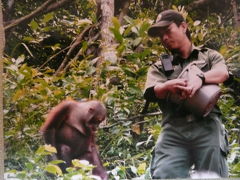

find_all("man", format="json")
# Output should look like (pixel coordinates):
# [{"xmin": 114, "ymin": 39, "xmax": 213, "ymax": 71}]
[{"xmin": 144, "ymin": 10, "xmax": 229, "ymax": 179}]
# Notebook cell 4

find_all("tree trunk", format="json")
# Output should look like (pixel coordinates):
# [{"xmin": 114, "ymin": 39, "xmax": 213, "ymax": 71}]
[
  {"xmin": 231, "ymin": 0, "xmax": 240, "ymax": 28},
  {"xmin": 99, "ymin": 0, "xmax": 117, "ymax": 64},
  {"xmin": 0, "ymin": 1, "xmax": 5, "ymax": 179}
]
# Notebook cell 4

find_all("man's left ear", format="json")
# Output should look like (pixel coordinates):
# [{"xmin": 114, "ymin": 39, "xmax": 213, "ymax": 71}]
[{"xmin": 181, "ymin": 22, "xmax": 188, "ymax": 33}]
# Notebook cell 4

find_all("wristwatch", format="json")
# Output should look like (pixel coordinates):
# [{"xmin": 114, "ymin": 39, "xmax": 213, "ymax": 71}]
[{"xmin": 196, "ymin": 73, "xmax": 205, "ymax": 84}]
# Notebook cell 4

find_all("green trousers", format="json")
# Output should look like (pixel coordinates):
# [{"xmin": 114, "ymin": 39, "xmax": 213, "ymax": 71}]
[{"xmin": 150, "ymin": 113, "xmax": 229, "ymax": 179}]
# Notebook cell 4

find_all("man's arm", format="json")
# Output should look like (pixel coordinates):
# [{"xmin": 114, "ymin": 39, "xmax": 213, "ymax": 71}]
[
  {"xmin": 204, "ymin": 64, "xmax": 229, "ymax": 84},
  {"xmin": 154, "ymin": 79, "xmax": 191, "ymax": 99},
  {"xmin": 204, "ymin": 49, "xmax": 229, "ymax": 84},
  {"xmin": 144, "ymin": 63, "xmax": 192, "ymax": 100},
  {"xmin": 188, "ymin": 50, "xmax": 229, "ymax": 97}
]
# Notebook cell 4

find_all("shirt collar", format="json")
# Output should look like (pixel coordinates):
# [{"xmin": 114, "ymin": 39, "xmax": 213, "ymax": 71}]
[{"xmin": 172, "ymin": 44, "xmax": 201, "ymax": 65}]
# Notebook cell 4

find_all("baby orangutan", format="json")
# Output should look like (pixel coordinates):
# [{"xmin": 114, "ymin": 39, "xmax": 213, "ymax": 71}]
[{"xmin": 40, "ymin": 100, "xmax": 108, "ymax": 180}]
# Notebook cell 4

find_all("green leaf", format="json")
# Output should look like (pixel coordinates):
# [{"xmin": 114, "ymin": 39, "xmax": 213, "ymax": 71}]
[
  {"xmin": 123, "ymin": 16, "xmax": 133, "ymax": 24},
  {"xmin": 45, "ymin": 164, "xmax": 63, "ymax": 176},
  {"xmin": 197, "ymin": 33, "xmax": 203, "ymax": 41},
  {"xmin": 36, "ymin": 145, "xmax": 57, "ymax": 156},
  {"xmin": 123, "ymin": 25, "xmax": 133, "ymax": 36},
  {"xmin": 50, "ymin": 160, "xmax": 65, "ymax": 165},
  {"xmin": 23, "ymin": 36, "xmax": 36, "ymax": 42},
  {"xmin": 123, "ymin": 67, "xmax": 136, "ymax": 77},
  {"xmin": 42, "ymin": 26, "xmax": 52, "ymax": 32},
  {"xmin": 12, "ymin": 89, "xmax": 27, "ymax": 101},
  {"xmin": 117, "ymin": 43, "xmax": 126, "ymax": 55},
  {"xmin": 137, "ymin": 163, "xmax": 146, "ymax": 175},
  {"xmin": 44, "ymin": 144, "xmax": 57, "ymax": 153},
  {"xmin": 42, "ymin": 12, "xmax": 54, "ymax": 23},
  {"xmin": 51, "ymin": 43, "xmax": 61, "ymax": 51},
  {"xmin": 25, "ymin": 162, "xmax": 34, "ymax": 170},
  {"xmin": 72, "ymin": 159, "xmax": 88, "ymax": 167},
  {"xmin": 72, "ymin": 159, "xmax": 94, "ymax": 170},
  {"xmin": 110, "ymin": 27, "xmax": 123, "ymax": 43},
  {"xmin": 29, "ymin": 20, "xmax": 39, "ymax": 31},
  {"xmin": 131, "ymin": 26, "xmax": 138, "ymax": 34},
  {"xmin": 112, "ymin": 17, "xmax": 121, "ymax": 30},
  {"xmin": 80, "ymin": 41, "xmax": 88, "ymax": 55},
  {"xmin": 139, "ymin": 21, "xmax": 150, "ymax": 37},
  {"xmin": 136, "ymin": 66, "xmax": 148, "ymax": 77},
  {"xmin": 132, "ymin": 37, "xmax": 142, "ymax": 47},
  {"xmin": 15, "ymin": 55, "xmax": 25, "ymax": 65},
  {"xmin": 21, "ymin": 43, "xmax": 34, "ymax": 57}
]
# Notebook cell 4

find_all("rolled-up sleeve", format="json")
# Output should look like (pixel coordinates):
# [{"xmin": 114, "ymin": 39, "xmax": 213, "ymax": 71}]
[
  {"xmin": 208, "ymin": 49, "xmax": 228, "ymax": 71},
  {"xmin": 144, "ymin": 62, "xmax": 167, "ymax": 102}
]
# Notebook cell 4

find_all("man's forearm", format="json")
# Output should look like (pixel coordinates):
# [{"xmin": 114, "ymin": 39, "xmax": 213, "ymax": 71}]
[
  {"xmin": 153, "ymin": 79, "xmax": 190, "ymax": 99},
  {"xmin": 204, "ymin": 67, "xmax": 229, "ymax": 84},
  {"xmin": 154, "ymin": 83, "xmax": 169, "ymax": 99}
]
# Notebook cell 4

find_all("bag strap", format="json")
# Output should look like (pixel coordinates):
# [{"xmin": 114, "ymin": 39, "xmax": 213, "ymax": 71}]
[{"xmin": 141, "ymin": 100, "xmax": 150, "ymax": 114}]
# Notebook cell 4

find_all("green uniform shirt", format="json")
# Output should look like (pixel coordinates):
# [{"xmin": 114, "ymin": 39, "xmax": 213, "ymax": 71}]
[{"xmin": 144, "ymin": 45, "xmax": 228, "ymax": 125}]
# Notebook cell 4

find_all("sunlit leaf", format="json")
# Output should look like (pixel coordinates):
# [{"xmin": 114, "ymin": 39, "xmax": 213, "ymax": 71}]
[
  {"xmin": 50, "ymin": 160, "xmax": 65, "ymax": 165},
  {"xmin": 110, "ymin": 28, "xmax": 123, "ymax": 43},
  {"xmin": 138, "ymin": 21, "xmax": 150, "ymax": 37},
  {"xmin": 12, "ymin": 89, "xmax": 27, "ymax": 101},
  {"xmin": 51, "ymin": 43, "xmax": 61, "ymax": 51},
  {"xmin": 132, "ymin": 37, "xmax": 142, "ymax": 47},
  {"xmin": 23, "ymin": 36, "xmax": 35, "ymax": 42},
  {"xmin": 137, "ymin": 163, "xmax": 146, "ymax": 175},
  {"xmin": 77, "ymin": 18, "xmax": 92, "ymax": 26},
  {"xmin": 29, "ymin": 20, "xmax": 39, "ymax": 31},
  {"xmin": 131, "ymin": 123, "xmax": 141, "ymax": 135},
  {"xmin": 45, "ymin": 164, "xmax": 63, "ymax": 176},
  {"xmin": 193, "ymin": 20, "xmax": 201, "ymax": 26},
  {"xmin": 112, "ymin": 17, "xmax": 121, "ymax": 30},
  {"xmin": 44, "ymin": 144, "xmax": 57, "ymax": 153},
  {"xmin": 42, "ymin": 12, "xmax": 54, "ymax": 23}
]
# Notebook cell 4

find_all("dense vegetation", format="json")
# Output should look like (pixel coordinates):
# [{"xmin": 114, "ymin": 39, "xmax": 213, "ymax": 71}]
[{"xmin": 3, "ymin": 0, "xmax": 240, "ymax": 179}]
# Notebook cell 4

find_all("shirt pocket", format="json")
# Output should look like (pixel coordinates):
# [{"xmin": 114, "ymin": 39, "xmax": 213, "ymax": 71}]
[{"xmin": 193, "ymin": 60, "xmax": 209, "ymax": 72}]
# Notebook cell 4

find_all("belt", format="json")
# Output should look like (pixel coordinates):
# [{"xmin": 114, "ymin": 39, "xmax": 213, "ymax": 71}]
[{"xmin": 167, "ymin": 114, "xmax": 199, "ymax": 126}]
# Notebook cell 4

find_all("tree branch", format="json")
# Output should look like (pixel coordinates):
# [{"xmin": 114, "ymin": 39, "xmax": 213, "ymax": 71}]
[
  {"xmin": 231, "ymin": 0, "xmax": 240, "ymax": 28},
  {"xmin": 122, "ymin": 111, "xmax": 162, "ymax": 121},
  {"xmin": 55, "ymin": 25, "xmax": 93, "ymax": 75},
  {"xmin": 69, "ymin": 31, "xmax": 100, "ymax": 64},
  {"xmin": 118, "ymin": 0, "xmax": 130, "ymax": 25},
  {"xmin": 4, "ymin": 0, "xmax": 72, "ymax": 31},
  {"xmin": 4, "ymin": 0, "xmax": 55, "ymax": 31},
  {"xmin": 43, "ymin": 0, "xmax": 71, "ymax": 14},
  {"xmin": 62, "ymin": 29, "xmax": 101, "ymax": 73},
  {"xmin": 102, "ymin": 111, "xmax": 162, "ymax": 129},
  {"xmin": 188, "ymin": 0, "xmax": 212, "ymax": 8},
  {"xmin": 39, "ymin": 46, "xmax": 70, "ymax": 70}
]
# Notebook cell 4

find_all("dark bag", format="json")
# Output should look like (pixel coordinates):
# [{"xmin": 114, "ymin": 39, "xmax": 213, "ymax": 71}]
[{"xmin": 170, "ymin": 61, "xmax": 221, "ymax": 117}]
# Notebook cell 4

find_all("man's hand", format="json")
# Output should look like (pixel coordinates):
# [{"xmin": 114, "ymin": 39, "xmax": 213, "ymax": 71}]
[
  {"xmin": 154, "ymin": 79, "xmax": 192, "ymax": 99},
  {"xmin": 165, "ymin": 79, "xmax": 192, "ymax": 96},
  {"xmin": 187, "ymin": 74, "xmax": 204, "ymax": 98}
]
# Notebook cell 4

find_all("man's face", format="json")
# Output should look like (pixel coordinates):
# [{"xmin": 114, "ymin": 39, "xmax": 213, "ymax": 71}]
[{"xmin": 157, "ymin": 22, "xmax": 187, "ymax": 50}]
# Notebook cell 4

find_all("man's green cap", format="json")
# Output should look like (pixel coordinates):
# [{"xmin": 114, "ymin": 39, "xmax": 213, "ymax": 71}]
[{"xmin": 148, "ymin": 10, "xmax": 185, "ymax": 37}]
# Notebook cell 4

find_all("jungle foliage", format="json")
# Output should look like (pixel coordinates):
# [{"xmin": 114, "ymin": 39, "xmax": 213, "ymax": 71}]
[{"xmin": 3, "ymin": 0, "xmax": 240, "ymax": 179}]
